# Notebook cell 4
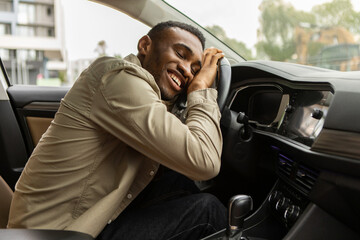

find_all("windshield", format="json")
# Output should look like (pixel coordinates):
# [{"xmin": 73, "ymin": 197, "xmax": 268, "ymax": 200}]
[{"xmin": 166, "ymin": 0, "xmax": 360, "ymax": 72}]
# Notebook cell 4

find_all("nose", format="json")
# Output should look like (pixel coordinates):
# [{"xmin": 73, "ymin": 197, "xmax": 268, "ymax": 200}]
[{"xmin": 178, "ymin": 61, "xmax": 193, "ymax": 83}]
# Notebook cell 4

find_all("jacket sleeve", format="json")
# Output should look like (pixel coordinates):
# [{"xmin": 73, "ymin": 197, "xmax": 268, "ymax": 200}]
[{"xmin": 90, "ymin": 67, "xmax": 222, "ymax": 181}]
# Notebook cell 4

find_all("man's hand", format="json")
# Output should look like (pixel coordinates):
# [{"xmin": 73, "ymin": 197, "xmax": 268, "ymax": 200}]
[{"xmin": 187, "ymin": 47, "xmax": 224, "ymax": 94}]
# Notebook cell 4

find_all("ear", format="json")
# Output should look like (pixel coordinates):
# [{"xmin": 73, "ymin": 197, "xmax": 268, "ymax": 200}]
[{"xmin": 137, "ymin": 35, "xmax": 152, "ymax": 56}]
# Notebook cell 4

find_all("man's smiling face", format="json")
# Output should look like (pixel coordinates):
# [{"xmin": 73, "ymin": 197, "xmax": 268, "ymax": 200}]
[{"xmin": 140, "ymin": 27, "xmax": 203, "ymax": 101}]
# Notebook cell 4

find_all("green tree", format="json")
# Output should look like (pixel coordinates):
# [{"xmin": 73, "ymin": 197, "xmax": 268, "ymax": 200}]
[
  {"xmin": 256, "ymin": 0, "xmax": 360, "ymax": 62},
  {"xmin": 256, "ymin": 0, "xmax": 315, "ymax": 61},
  {"xmin": 95, "ymin": 40, "xmax": 107, "ymax": 57},
  {"xmin": 206, "ymin": 25, "xmax": 253, "ymax": 60},
  {"xmin": 311, "ymin": 0, "xmax": 360, "ymax": 34},
  {"xmin": 58, "ymin": 70, "xmax": 66, "ymax": 83}
]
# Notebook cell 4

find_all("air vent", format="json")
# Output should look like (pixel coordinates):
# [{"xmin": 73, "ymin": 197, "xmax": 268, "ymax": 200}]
[
  {"xmin": 295, "ymin": 164, "xmax": 319, "ymax": 194},
  {"xmin": 278, "ymin": 154, "xmax": 294, "ymax": 177},
  {"xmin": 276, "ymin": 153, "xmax": 319, "ymax": 196}
]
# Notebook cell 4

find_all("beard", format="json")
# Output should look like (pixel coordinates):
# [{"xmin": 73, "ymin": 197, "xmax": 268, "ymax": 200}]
[
  {"xmin": 146, "ymin": 62, "xmax": 177, "ymax": 101},
  {"xmin": 155, "ymin": 75, "xmax": 175, "ymax": 101},
  {"xmin": 142, "ymin": 46, "xmax": 180, "ymax": 101}
]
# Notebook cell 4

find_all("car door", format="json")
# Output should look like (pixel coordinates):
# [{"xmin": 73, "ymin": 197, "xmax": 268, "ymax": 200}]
[{"xmin": 0, "ymin": 58, "xmax": 69, "ymax": 188}]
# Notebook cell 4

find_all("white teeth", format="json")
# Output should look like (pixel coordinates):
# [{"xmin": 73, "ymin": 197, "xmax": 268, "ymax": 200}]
[{"xmin": 170, "ymin": 73, "xmax": 181, "ymax": 87}]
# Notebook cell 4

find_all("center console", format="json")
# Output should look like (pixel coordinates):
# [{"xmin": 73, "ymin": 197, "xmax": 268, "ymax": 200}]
[{"xmin": 203, "ymin": 147, "xmax": 318, "ymax": 240}]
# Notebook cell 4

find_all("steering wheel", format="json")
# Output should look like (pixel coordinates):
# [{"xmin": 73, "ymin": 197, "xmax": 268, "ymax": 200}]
[
  {"xmin": 176, "ymin": 57, "xmax": 231, "ymax": 113},
  {"xmin": 216, "ymin": 57, "xmax": 232, "ymax": 113}
]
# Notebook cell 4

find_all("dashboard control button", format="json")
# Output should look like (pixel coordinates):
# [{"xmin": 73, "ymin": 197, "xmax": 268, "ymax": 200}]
[
  {"xmin": 237, "ymin": 112, "xmax": 251, "ymax": 141},
  {"xmin": 268, "ymin": 191, "xmax": 283, "ymax": 206},
  {"xmin": 237, "ymin": 112, "xmax": 249, "ymax": 124},
  {"xmin": 311, "ymin": 109, "xmax": 324, "ymax": 119},
  {"xmin": 284, "ymin": 205, "xmax": 300, "ymax": 223},
  {"xmin": 276, "ymin": 197, "xmax": 291, "ymax": 214}
]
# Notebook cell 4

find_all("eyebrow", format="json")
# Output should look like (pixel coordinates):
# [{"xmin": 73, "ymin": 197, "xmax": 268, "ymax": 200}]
[{"xmin": 175, "ymin": 43, "xmax": 202, "ymax": 68}]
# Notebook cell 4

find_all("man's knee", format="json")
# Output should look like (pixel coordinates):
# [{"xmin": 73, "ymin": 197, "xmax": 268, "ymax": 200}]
[
  {"xmin": 194, "ymin": 193, "xmax": 226, "ymax": 218},
  {"xmin": 196, "ymin": 193, "xmax": 224, "ymax": 209},
  {"xmin": 193, "ymin": 193, "xmax": 227, "ymax": 231}
]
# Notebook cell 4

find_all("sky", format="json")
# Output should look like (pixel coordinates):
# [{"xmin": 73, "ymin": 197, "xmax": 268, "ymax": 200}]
[
  {"xmin": 60, "ymin": 0, "xmax": 360, "ymax": 61},
  {"xmin": 60, "ymin": 0, "xmax": 149, "ymax": 61}
]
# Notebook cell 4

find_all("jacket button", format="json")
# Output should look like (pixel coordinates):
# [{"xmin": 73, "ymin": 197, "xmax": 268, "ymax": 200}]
[
  {"xmin": 149, "ymin": 171, "xmax": 155, "ymax": 176},
  {"xmin": 127, "ymin": 193, "xmax": 133, "ymax": 199}
]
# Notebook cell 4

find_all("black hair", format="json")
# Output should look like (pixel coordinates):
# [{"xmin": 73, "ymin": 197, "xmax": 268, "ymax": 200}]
[{"xmin": 147, "ymin": 21, "xmax": 205, "ymax": 50}]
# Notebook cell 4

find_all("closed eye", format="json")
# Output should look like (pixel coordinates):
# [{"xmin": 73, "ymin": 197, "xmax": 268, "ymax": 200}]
[{"xmin": 176, "ymin": 50, "xmax": 184, "ymax": 59}]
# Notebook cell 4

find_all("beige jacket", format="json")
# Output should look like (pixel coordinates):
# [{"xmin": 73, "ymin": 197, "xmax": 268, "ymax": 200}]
[{"xmin": 8, "ymin": 54, "xmax": 222, "ymax": 237}]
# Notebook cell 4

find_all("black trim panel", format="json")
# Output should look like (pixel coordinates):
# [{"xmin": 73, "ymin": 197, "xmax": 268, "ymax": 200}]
[
  {"xmin": 7, "ymin": 85, "xmax": 69, "ymax": 108},
  {"xmin": 0, "ymin": 100, "xmax": 28, "ymax": 188},
  {"xmin": 256, "ymin": 130, "xmax": 360, "ymax": 178},
  {"xmin": 283, "ymin": 204, "xmax": 360, "ymax": 240}
]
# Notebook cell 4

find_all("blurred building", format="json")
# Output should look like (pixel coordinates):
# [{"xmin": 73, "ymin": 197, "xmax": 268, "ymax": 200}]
[
  {"xmin": 0, "ymin": 0, "xmax": 66, "ymax": 85},
  {"xmin": 295, "ymin": 26, "xmax": 360, "ymax": 71}
]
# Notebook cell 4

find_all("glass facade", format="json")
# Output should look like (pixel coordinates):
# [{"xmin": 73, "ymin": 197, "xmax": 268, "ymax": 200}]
[
  {"xmin": 0, "ymin": 0, "xmax": 13, "ymax": 12},
  {"xmin": 17, "ymin": 2, "xmax": 55, "ymax": 37},
  {"xmin": 16, "ymin": 25, "xmax": 35, "ymax": 36},
  {"xmin": 0, "ymin": 0, "xmax": 60, "ymax": 85},
  {"xmin": 0, "ymin": 23, "xmax": 11, "ymax": 35},
  {"xmin": 18, "ymin": 3, "xmax": 35, "ymax": 24},
  {"xmin": 16, "ymin": 25, "xmax": 55, "ymax": 37}
]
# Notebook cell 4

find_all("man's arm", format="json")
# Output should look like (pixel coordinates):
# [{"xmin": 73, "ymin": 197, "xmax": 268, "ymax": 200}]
[{"xmin": 90, "ymin": 50, "xmax": 223, "ymax": 181}]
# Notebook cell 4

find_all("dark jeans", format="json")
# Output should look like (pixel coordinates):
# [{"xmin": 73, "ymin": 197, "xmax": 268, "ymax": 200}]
[{"xmin": 97, "ymin": 169, "xmax": 227, "ymax": 240}]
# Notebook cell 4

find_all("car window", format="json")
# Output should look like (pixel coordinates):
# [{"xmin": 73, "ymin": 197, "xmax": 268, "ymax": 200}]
[
  {"xmin": 0, "ymin": 0, "xmax": 149, "ymax": 87},
  {"xmin": 166, "ymin": 0, "xmax": 360, "ymax": 72},
  {"xmin": 2, "ymin": 0, "xmax": 359, "ymax": 89}
]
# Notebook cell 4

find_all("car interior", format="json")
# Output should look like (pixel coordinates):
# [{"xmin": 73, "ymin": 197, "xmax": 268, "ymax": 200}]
[{"xmin": 1, "ymin": 0, "xmax": 360, "ymax": 239}]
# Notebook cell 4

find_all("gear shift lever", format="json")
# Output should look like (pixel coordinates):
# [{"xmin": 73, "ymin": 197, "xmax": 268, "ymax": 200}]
[{"xmin": 227, "ymin": 195, "xmax": 253, "ymax": 239}]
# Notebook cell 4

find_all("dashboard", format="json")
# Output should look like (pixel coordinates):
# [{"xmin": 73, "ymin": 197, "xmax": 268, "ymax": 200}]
[
  {"xmin": 219, "ymin": 60, "xmax": 360, "ymax": 239},
  {"xmin": 229, "ymin": 83, "xmax": 333, "ymax": 147}
]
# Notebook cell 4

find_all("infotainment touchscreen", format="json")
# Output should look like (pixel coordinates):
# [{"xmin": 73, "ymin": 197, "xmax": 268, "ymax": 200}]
[{"xmin": 278, "ymin": 91, "xmax": 333, "ymax": 146}]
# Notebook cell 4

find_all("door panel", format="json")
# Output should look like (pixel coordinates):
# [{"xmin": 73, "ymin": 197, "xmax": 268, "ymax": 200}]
[
  {"xmin": 1, "ymin": 85, "xmax": 68, "ymax": 188},
  {"xmin": 7, "ymin": 85, "xmax": 68, "ymax": 151},
  {"xmin": 7, "ymin": 85, "xmax": 68, "ymax": 108},
  {"xmin": 26, "ymin": 117, "xmax": 53, "ymax": 146}
]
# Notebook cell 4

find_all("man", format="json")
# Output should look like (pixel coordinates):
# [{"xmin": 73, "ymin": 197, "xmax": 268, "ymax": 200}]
[{"xmin": 8, "ymin": 21, "xmax": 226, "ymax": 239}]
